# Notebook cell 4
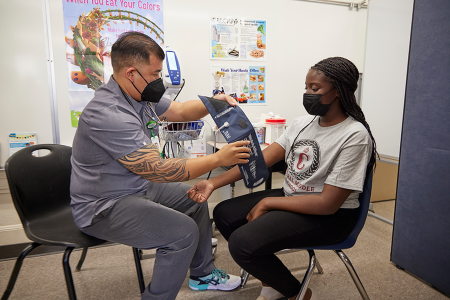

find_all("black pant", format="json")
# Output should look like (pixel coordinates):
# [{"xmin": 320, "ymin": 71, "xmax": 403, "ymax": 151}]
[{"xmin": 213, "ymin": 188, "xmax": 358, "ymax": 298}]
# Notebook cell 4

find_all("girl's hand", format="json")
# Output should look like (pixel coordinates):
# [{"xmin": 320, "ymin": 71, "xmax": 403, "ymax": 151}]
[
  {"xmin": 246, "ymin": 198, "xmax": 270, "ymax": 222},
  {"xmin": 187, "ymin": 180, "xmax": 215, "ymax": 203}
]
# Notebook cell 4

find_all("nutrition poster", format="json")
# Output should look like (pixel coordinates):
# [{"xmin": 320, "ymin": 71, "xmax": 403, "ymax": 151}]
[
  {"xmin": 211, "ymin": 66, "xmax": 266, "ymax": 105},
  {"xmin": 211, "ymin": 17, "xmax": 267, "ymax": 61},
  {"xmin": 62, "ymin": 0, "xmax": 164, "ymax": 127}
]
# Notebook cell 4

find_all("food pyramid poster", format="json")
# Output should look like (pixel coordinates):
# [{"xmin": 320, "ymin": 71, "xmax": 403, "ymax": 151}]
[{"xmin": 62, "ymin": 0, "xmax": 164, "ymax": 127}]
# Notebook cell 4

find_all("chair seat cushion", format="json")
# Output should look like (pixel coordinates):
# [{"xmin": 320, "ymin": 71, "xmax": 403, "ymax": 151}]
[{"xmin": 25, "ymin": 206, "xmax": 106, "ymax": 248}]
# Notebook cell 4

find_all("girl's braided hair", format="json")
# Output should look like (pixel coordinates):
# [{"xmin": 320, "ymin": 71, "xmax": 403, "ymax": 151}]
[{"xmin": 311, "ymin": 57, "xmax": 378, "ymax": 173}]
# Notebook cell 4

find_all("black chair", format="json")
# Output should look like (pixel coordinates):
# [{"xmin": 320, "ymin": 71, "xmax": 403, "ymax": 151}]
[{"xmin": 2, "ymin": 144, "xmax": 145, "ymax": 300}]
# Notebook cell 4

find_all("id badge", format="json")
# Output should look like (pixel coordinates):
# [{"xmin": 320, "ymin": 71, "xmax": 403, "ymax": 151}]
[{"xmin": 151, "ymin": 135, "xmax": 161, "ymax": 150}]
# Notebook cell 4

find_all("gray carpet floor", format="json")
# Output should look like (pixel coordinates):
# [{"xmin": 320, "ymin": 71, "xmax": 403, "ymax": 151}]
[{"xmin": 1, "ymin": 171, "xmax": 448, "ymax": 300}]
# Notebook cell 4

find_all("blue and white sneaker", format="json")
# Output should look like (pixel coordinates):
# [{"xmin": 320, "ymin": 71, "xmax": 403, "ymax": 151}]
[{"xmin": 189, "ymin": 268, "xmax": 241, "ymax": 291}]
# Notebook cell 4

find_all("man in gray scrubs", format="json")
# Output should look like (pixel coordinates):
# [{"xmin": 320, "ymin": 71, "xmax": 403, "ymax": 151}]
[{"xmin": 70, "ymin": 32, "xmax": 251, "ymax": 300}]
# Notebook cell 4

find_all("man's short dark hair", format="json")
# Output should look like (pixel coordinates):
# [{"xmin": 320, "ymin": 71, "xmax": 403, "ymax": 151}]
[{"xmin": 111, "ymin": 32, "xmax": 165, "ymax": 72}]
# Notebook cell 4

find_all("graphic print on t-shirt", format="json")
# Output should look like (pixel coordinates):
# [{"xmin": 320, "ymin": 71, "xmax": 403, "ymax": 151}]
[{"xmin": 287, "ymin": 139, "xmax": 320, "ymax": 181}]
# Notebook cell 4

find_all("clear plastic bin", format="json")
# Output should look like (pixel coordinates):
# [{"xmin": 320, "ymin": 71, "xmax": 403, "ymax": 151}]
[{"xmin": 265, "ymin": 118, "xmax": 286, "ymax": 145}]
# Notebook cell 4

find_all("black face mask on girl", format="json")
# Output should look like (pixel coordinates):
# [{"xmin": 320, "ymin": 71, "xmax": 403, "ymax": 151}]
[
  {"xmin": 130, "ymin": 68, "xmax": 166, "ymax": 103},
  {"xmin": 303, "ymin": 88, "xmax": 337, "ymax": 116}
]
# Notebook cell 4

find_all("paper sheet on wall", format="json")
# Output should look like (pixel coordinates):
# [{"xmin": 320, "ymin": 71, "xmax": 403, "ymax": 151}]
[
  {"xmin": 211, "ymin": 66, "xmax": 266, "ymax": 105},
  {"xmin": 186, "ymin": 128, "xmax": 207, "ymax": 158},
  {"xmin": 211, "ymin": 17, "xmax": 267, "ymax": 61},
  {"xmin": 9, "ymin": 133, "xmax": 37, "ymax": 157}
]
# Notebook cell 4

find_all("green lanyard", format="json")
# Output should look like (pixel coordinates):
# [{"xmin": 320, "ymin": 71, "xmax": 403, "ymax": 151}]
[
  {"xmin": 147, "ymin": 120, "xmax": 163, "ymax": 157},
  {"xmin": 146, "ymin": 120, "xmax": 158, "ymax": 137}
]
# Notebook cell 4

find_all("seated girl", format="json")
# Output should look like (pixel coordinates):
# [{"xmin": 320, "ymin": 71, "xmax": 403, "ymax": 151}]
[{"xmin": 187, "ymin": 57, "xmax": 377, "ymax": 300}]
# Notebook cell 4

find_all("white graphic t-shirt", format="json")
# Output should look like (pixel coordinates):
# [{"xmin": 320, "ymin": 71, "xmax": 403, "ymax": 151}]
[{"xmin": 275, "ymin": 115, "xmax": 372, "ymax": 209}]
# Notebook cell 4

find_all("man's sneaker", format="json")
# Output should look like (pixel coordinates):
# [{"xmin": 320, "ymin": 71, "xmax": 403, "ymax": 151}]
[{"xmin": 189, "ymin": 268, "xmax": 241, "ymax": 291}]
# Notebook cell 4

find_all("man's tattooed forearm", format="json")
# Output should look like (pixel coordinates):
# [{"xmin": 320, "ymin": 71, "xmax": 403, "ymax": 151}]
[{"xmin": 118, "ymin": 144, "xmax": 190, "ymax": 182}]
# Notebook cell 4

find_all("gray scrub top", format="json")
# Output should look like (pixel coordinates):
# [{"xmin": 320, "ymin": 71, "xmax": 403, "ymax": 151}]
[{"xmin": 70, "ymin": 76, "xmax": 171, "ymax": 228}]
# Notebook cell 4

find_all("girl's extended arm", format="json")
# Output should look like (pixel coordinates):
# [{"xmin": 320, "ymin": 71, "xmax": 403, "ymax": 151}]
[{"xmin": 246, "ymin": 184, "xmax": 353, "ymax": 222}]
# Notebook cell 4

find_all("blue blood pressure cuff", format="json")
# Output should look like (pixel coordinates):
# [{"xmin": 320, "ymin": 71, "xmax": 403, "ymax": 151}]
[{"xmin": 199, "ymin": 95, "xmax": 269, "ymax": 188}]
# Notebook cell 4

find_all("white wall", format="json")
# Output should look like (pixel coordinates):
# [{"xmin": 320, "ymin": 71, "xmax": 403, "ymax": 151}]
[
  {"xmin": 0, "ymin": 0, "xmax": 55, "ymax": 167},
  {"xmin": 361, "ymin": 0, "xmax": 414, "ymax": 159},
  {"xmin": 0, "ymin": 0, "xmax": 368, "ymax": 166},
  {"xmin": 162, "ymin": 0, "xmax": 368, "ymax": 134}
]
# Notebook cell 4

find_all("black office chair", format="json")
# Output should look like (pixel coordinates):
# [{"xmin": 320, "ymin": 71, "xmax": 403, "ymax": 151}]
[
  {"xmin": 241, "ymin": 171, "xmax": 373, "ymax": 300},
  {"xmin": 2, "ymin": 144, "xmax": 145, "ymax": 300}
]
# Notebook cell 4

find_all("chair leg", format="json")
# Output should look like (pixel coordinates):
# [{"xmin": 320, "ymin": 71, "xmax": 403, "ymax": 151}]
[
  {"xmin": 240, "ymin": 249, "xmax": 322, "ymax": 290},
  {"xmin": 1, "ymin": 242, "xmax": 41, "ymax": 300},
  {"xmin": 132, "ymin": 248, "xmax": 146, "ymax": 294},
  {"xmin": 315, "ymin": 256, "xmax": 324, "ymax": 274},
  {"xmin": 211, "ymin": 221, "xmax": 216, "ymax": 237},
  {"xmin": 62, "ymin": 247, "xmax": 77, "ymax": 300},
  {"xmin": 296, "ymin": 250, "xmax": 316, "ymax": 300},
  {"xmin": 75, "ymin": 247, "xmax": 88, "ymax": 272},
  {"xmin": 240, "ymin": 268, "xmax": 250, "ymax": 288},
  {"xmin": 212, "ymin": 245, "xmax": 217, "ymax": 259},
  {"xmin": 334, "ymin": 250, "xmax": 370, "ymax": 300}
]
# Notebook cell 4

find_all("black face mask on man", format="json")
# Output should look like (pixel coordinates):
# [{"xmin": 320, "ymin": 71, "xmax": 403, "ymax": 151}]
[
  {"xmin": 130, "ymin": 68, "xmax": 166, "ymax": 103},
  {"xmin": 303, "ymin": 88, "xmax": 337, "ymax": 116}
]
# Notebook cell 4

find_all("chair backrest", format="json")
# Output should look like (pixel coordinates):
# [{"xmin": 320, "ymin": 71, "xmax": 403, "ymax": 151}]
[
  {"xmin": 313, "ymin": 169, "xmax": 373, "ymax": 250},
  {"xmin": 5, "ymin": 144, "xmax": 72, "ymax": 228},
  {"xmin": 344, "ymin": 170, "xmax": 374, "ymax": 246}
]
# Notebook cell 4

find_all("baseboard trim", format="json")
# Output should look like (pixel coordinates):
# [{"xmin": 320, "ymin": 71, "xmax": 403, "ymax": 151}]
[
  {"xmin": 378, "ymin": 154, "xmax": 399, "ymax": 165},
  {"xmin": 0, "ymin": 225, "xmax": 31, "ymax": 247},
  {"xmin": 0, "ymin": 224, "xmax": 23, "ymax": 232}
]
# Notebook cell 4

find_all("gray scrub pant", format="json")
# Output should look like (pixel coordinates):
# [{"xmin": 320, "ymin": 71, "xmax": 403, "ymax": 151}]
[{"xmin": 80, "ymin": 181, "xmax": 216, "ymax": 300}]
